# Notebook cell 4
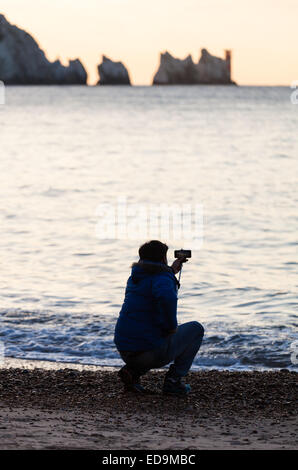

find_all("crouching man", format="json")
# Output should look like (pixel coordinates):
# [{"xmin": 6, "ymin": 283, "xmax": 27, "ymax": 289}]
[{"xmin": 114, "ymin": 240, "xmax": 204, "ymax": 396}]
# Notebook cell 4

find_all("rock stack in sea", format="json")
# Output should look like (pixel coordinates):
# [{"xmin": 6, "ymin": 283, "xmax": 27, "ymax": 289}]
[
  {"xmin": 97, "ymin": 55, "xmax": 131, "ymax": 85},
  {"xmin": 153, "ymin": 48, "xmax": 235, "ymax": 85},
  {"xmin": 0, "ymin": 14, "xmax": 87, "ymax": 85}
]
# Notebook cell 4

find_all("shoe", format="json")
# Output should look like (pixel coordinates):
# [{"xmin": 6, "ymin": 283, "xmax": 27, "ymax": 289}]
[
  {"xmin": 163, "ymin": 378, "xmax": 191, "ymax": 396},
  {"xmin": 118, "ymin": 366, "xmax": 146, "ymax": 393},
  {"xmin": 162, "ymin": 369, "xmax": 191, "ymax": 397},
  {"xmin": 126, "ymin": 382, "xmax": 147, "ymax": 393}
]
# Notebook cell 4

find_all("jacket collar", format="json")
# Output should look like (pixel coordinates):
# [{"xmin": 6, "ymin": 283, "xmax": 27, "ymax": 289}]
[{"xmin": 131, "ymin": 260, "xmax": 173, "ymax": 275}]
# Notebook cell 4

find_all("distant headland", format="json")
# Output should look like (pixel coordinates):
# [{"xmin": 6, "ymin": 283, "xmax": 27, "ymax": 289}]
[
  {"xmin": 0, "ymin": 14, "xmax": 235, "ymax": 85},
  {"xmin": 0, "ymin": 14, "xmax": 87, "ymax": 85}
]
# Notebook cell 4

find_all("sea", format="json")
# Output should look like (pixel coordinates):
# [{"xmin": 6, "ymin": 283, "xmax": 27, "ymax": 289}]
[{"xmin": 0, "ymin": 85, "xmax": 297, "ymax": 370}]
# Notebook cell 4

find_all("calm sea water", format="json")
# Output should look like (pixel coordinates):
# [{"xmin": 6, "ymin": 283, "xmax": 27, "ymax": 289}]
[{"xmin": 0, "ymin": 85, "xmax": 297, "ymax": 370}]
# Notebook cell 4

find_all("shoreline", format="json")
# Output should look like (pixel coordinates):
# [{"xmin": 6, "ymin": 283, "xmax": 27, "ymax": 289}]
[
  {"xmin": 4, "ymin": 84, "xmax": 291, "ymax": 88},
  {"xmin": 0, "ymin": 366, "xmax": 297, "ymax": 449},
  {"xmin": 3, "ymin": 356, "xmax": 295, "ymax": 373},
  {"xmin": 1, "ymin": 356, "xmax": 118, "ymax": 372}
]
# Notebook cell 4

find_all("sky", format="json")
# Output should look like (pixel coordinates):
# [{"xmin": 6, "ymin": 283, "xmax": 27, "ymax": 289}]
[{"xmin": 1, "ymin": 0, "xmax": 297, "ymax": 85}]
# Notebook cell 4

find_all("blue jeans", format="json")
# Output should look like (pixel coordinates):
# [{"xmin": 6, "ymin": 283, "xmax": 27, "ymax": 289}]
[{"xmin": 120, "ymin": 321, "xmax": 204, "ymax": 377}]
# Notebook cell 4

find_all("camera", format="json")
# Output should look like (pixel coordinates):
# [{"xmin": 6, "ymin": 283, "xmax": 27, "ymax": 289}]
[{"xmin": 174, "ymin": 249, "xmax": 191, "ymax": 259}]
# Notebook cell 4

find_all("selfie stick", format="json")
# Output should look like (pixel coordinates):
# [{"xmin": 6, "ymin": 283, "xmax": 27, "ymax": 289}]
[{"xmin": 178, "ymin": 264, "xmax": 183, "ymax": 284}]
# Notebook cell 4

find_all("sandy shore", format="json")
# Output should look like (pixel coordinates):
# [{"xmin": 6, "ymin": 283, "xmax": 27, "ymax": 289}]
[{"xmin": 0, "ymin": 361, "xmax": 297, "ymax": 450}]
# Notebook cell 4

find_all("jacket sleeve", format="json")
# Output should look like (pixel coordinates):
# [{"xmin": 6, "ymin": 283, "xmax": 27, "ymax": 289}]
[{"xmin": 151, "ymin": 274, "xmax": 178, "ymax": 332}]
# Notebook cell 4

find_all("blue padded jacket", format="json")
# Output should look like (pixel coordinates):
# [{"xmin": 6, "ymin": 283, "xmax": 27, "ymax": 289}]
[{"xmin": 114, "ymin": 260, "xmax": 179, "ymax": 351}]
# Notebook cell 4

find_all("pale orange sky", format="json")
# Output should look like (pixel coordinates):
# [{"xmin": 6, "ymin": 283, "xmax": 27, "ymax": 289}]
[{"xmin": 1, "ymin": 0, "xmax": 297, "ymax": 85}]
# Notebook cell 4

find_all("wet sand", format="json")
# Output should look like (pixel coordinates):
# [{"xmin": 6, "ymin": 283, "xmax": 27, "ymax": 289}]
[{"xmin": 0, "ymin": 362, "xmax": 297, "ymax": 449}]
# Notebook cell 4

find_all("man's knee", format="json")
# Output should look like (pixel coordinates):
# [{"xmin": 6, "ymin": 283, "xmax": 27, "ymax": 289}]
[{"xmin": 191, "ymin": 321, "xmax": 204, "ymax": 337}]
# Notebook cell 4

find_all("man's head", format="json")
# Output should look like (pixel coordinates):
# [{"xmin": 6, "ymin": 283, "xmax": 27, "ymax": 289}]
[{"xmin": 139, "ymin": 240, "xmax": 168, "ymax": 264}]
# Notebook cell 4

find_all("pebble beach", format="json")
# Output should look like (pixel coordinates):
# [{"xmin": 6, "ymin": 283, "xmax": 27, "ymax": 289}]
[{"xmin": 0, "ymin": 360, "xmax": 297, "ymax": 449}]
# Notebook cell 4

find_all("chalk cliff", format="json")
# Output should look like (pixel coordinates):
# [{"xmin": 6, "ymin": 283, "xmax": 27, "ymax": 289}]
[
  {"xmin": 153, "ymin": 48, "xmax": 234, "ymax": 85},
  {"xmin": 97, "ymin": 56, "xmax": 131, "ymax": 85},
  {"xmin": 0, "ymin": 14, "xmax": 87, "ymax": 85}
]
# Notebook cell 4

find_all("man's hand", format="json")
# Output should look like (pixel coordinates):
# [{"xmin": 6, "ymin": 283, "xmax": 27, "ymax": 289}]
[{"xmin": 171, "ymin": 256, "xmax": 188, "ymax": 274}]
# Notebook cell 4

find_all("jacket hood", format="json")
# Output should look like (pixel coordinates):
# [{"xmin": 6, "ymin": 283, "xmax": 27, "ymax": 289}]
[{"xmin": 131, "ymin": 260, "xmax": 173, "ymax": 283}]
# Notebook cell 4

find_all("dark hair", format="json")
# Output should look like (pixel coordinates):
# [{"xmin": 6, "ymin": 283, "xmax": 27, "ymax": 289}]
[{"xmin": 139, "ymin": 240, "xmax": 168, "ymax": 263}]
